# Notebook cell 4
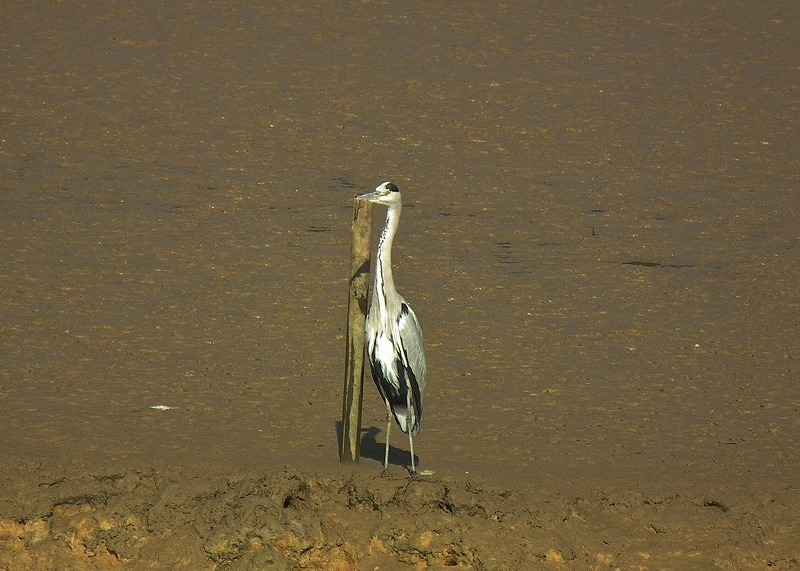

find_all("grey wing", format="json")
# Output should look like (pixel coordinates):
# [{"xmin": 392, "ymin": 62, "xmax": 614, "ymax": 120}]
[{"xmin": 395, "ymin": 302, "xmax": 427, "ymax": 403}]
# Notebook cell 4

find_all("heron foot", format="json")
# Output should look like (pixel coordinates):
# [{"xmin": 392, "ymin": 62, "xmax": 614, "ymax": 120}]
[{"xmin": 408, "ymin": 468, "xmax": 419, "ymax": 480}]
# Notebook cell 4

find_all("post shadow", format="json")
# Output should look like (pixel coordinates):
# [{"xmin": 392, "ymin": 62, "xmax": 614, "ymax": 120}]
[{"xmin": 335, "ymin": 421, "xmax": 419, "ymax": 473}]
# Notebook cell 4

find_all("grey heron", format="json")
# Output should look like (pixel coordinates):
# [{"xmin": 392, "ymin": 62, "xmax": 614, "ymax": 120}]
[{"xmin": 357, "ymin": 182, "xmax": 427, "ymax": 477}]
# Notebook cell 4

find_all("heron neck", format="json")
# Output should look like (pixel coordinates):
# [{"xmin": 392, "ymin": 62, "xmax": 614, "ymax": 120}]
[{"xmin": 375, "ymin": 203, "xmax": 401, "ymax": 302}]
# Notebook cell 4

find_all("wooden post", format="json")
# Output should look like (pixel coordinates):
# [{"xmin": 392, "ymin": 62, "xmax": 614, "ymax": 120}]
[{"xmin": 340, "ymin": 198, "xmax": 373, "ymax": 463}]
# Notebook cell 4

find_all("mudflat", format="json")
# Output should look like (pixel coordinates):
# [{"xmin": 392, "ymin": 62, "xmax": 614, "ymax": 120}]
[{"xmin": 1, "ymin": 2, "xmax": 797, "ymax": 569}]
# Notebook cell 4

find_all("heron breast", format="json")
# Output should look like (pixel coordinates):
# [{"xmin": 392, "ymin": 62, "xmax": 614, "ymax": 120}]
[{"xmin": 374, "ymin": 334, "xmax": 396, "ymax": 369}]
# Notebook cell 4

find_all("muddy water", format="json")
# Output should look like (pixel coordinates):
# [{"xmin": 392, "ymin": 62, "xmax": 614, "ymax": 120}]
[{"xmin": 1, "ymin": 1, "xmax": 799, "ymax": 568}]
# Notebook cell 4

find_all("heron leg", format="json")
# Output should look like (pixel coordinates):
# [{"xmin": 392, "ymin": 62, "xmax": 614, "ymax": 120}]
[
  {"xmin": 408, "ymin": 429, "xmax": 417, "ymax": 478},
  {"xmin": 382, "ymin": 400, "xmax": 392, "ymax": 476},
  {"xmin": 406, "ymin": 392, "xmax": 417, "ymax": 479}
]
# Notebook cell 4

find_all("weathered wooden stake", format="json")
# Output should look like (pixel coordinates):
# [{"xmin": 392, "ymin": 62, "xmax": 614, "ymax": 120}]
[{"xmin": 340, "ymin": 198, "xmax": 373, "ymax": 464}]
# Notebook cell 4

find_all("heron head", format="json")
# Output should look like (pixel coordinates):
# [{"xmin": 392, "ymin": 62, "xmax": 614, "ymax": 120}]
[{"xmin": 356, "ymin": 181, "xmax": 401, "ymax": 204}]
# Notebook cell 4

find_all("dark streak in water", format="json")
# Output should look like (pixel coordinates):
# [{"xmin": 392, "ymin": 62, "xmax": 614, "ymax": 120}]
[{"xmin": 624, "ymin": 261, "xmax": 696, "ymax": 269}]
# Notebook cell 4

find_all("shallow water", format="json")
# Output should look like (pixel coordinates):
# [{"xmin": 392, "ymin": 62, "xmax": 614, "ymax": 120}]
[{"xmin": 1, "ymin": 1, "xmax": 798, "ymax": 567}]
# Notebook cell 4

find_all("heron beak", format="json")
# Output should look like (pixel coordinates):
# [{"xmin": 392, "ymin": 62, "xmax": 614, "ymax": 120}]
[{"xmin": 356, "ymin": 190, "xmax": 379, "ymax": 201}]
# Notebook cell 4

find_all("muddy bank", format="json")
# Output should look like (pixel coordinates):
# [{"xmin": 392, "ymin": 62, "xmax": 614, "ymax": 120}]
[{"xmin": 0, "ymin": 465, "xmax": 796, "ymax": 570}]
